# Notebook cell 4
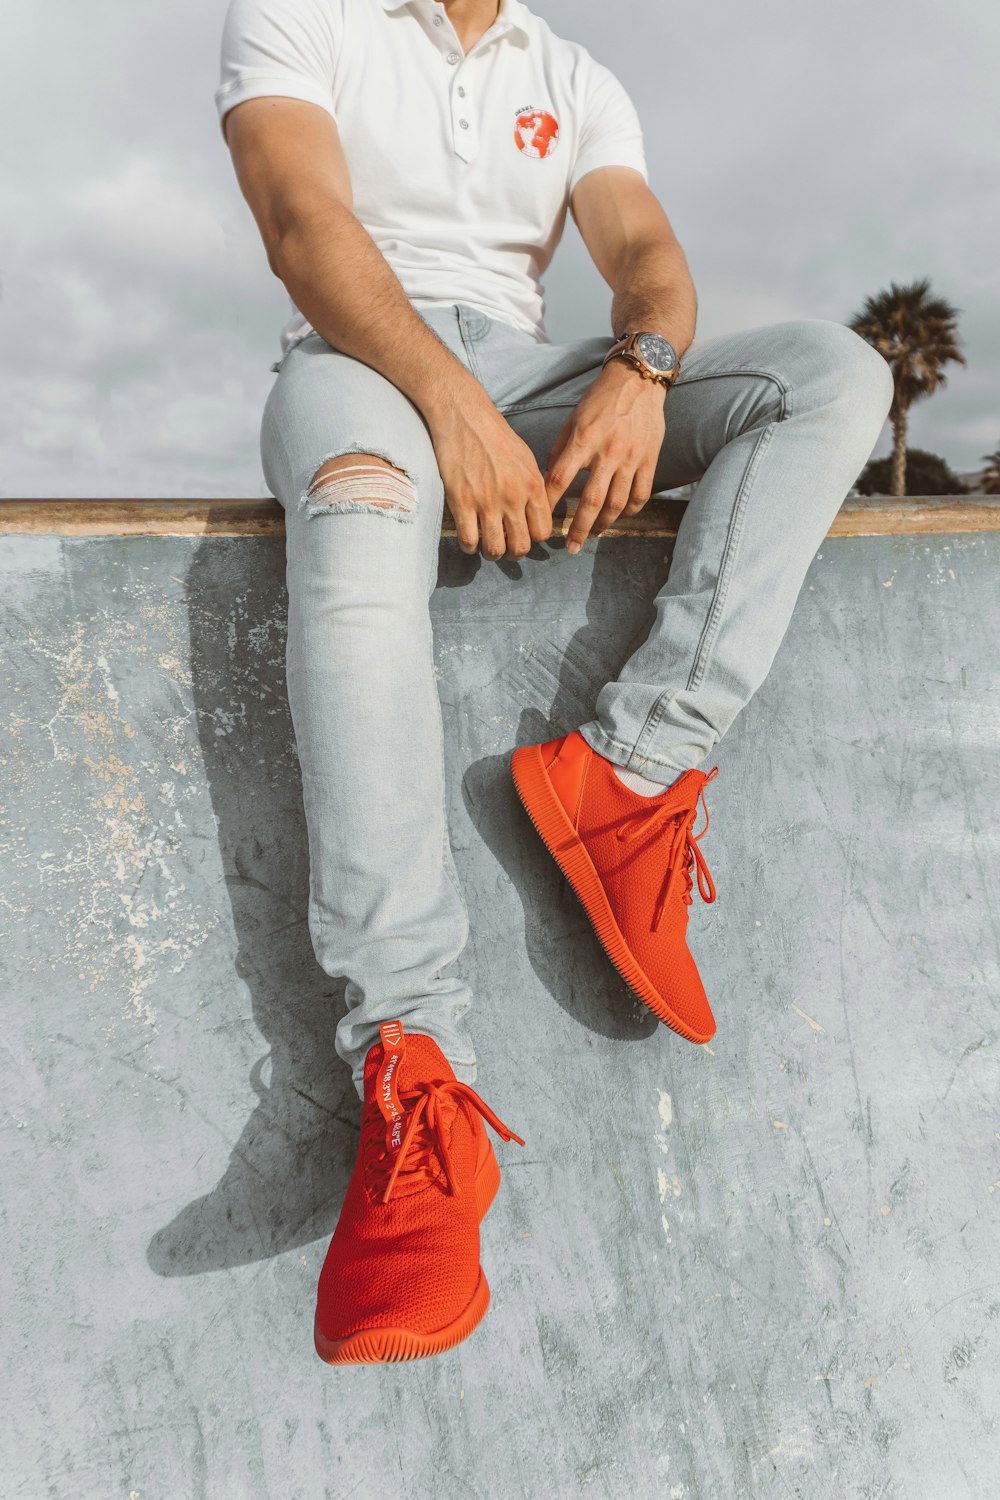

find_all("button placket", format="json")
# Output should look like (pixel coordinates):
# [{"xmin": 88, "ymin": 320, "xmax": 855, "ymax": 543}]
[
  {"xmin": 448, "ymin": 53, "xmax": 475, "ymax": 158},
  {"xmin": 430, "ymin": 9, "xmax": 510, "ymax": 164}
]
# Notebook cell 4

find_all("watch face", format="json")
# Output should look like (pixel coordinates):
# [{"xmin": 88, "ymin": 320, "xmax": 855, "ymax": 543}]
[{"xmin": 635, "ymin": 333, "xmax": 677, "ymax": 373}]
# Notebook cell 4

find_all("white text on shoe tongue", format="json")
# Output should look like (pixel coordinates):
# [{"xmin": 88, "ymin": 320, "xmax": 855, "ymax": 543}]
[{"xmin": 377, "ymin": 1020, "xmax": 407, "ymax": 1151}]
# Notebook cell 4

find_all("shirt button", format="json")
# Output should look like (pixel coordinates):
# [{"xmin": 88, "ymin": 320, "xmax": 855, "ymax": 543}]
[
  {"xmin": 447, "ymin": 50, "xmax": 459, "ymax": 63},
  {"xmin": 433, "ymin": 14, "xmax": 442, "ymax": 23},
  {"xmin": 459, "ymin": 118, "xmax": 468, "ymax": 128},
  {"xmin": 457, "ymin": 86, "xmax": 465, "ymax": 97}
]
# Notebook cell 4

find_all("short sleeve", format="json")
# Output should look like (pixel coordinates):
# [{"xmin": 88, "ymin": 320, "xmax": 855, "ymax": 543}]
[
  {"xmin": 214, "ymin": 0, "xmax": 340, "ymax": 143},
  {"xmin": 568, "ymin": 60, "xmax": 649, "ymax": 194}
]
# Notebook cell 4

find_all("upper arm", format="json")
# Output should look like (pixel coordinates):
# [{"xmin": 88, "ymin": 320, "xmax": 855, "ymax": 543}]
[
  {"xmin": 225, "ymin": 98, "xmax": 353, "ymax": 261},
  {"xmin": 215, "ymin": 0, "xmax": 351, "ymax": 253},
  {"xmin": 567, "ymin": 57, "xmax": 677, "ymax": 285},
  {"xmin": 570, "ymin": 167, "xmax": 678, "ymax": 288}
]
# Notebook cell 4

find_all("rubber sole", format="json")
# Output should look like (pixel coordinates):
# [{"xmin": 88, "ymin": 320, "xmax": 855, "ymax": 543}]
[
  {"xmin": 314, "ymin": 1142, "xmax": 502, "ymax": 1366},
  {"xmin": 510, "ymin": 741, "xmax": 715, "ymax": 1045}
]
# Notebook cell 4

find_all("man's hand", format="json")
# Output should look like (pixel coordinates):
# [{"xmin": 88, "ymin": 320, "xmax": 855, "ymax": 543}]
[
  {"xmin": 544, "ymin": 360, "xmax": 667, "ymax": 553},
  {"xmin": 426, "ymin": 387, "xmax": 553, "ymax": 561}
]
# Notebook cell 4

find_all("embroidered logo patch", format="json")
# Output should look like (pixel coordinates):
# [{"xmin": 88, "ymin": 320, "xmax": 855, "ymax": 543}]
[{"xmin": 513, "ymin": 106, "xmax": 559, "ymax": 160}]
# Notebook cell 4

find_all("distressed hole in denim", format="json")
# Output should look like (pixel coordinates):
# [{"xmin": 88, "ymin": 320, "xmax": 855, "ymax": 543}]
[{"xmin": 300, "ymin": 452, "xmax": 417, "ymax": 523}]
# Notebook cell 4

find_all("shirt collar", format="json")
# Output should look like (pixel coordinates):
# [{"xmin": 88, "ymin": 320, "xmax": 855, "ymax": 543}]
[{"xmin": 378, "ymin": 0, "xmax": 532, "ymax": 43}]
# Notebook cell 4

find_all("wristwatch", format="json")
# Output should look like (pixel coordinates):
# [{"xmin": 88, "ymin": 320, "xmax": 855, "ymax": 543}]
[{"xmin": 602, "ymin": 329, "xmax": 681, "ymax": 388}]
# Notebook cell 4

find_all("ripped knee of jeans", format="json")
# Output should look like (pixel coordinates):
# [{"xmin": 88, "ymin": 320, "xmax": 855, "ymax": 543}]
[{"xmin": 299, "ymin": 450, "xmax": 417, "ymax": 523}]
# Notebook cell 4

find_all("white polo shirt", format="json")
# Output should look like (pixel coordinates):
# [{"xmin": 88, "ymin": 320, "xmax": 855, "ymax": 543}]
[{"xmin": 214, "ymin": 0, "xmax": 649, "ymax": 366}]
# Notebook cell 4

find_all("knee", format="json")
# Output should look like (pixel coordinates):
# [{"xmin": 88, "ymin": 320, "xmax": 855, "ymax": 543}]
[
  {"xmin": 301, "ymin": 451, "xmax": 418, "ymax": 522},
  {"xmin": 789, "ymin": 319, "xmax": 896, "ymax": 425}
]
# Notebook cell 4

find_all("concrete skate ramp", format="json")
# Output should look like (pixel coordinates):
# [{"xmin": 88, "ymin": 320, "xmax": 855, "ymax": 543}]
[{"xmin": 2, "ymin": 499, "xmax": 997, "ymax": 1498}]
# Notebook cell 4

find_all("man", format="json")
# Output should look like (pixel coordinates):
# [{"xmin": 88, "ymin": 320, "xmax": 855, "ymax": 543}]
[{"xmin": 215, "ymin": 0, "xmax": 894, "ymax": 1365}]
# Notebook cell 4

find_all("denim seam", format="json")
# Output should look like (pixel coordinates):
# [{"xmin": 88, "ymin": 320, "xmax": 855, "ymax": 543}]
[
  {"xmin": 433, "ymin": 688, "xmax": 467, "ymax": 922},
  {"xmin": 501, "ymin": 365, "xmax": 792, "ymax": 419},
  {"xmin": 425, "ymin": 584, "xmax": 470, "ymax": 929},
  {"xmin": 629, "ymin": 373, "xmax": 792, "ymax": 761},
  {"xmin": 669, "ymin": 366, "xmax": 794, "ymax": 391},
  {"xmin": 686, "ymin": 420, "xmax": 774, "ymax": 692},
  {"xmin": 428, "ymin": 508, "xmax": 441, "ymax": 595},
  {"xmin": 425, "ymin": 474, "xmax": 447, "ymax": 594},
  {"xmin": 430, "ymin": 653, "xmax": 475, "ymax": 1073},
  {"xmin": 631, "ymin": 424, "xmax": 772, "ymax": 762},
  {"xmin": 500, "ymin": 397, "xmax": 580, "ymax": 417},
  {"xmin": 457, "ymin": 309, "xmax": 486, "ymax": 382}
]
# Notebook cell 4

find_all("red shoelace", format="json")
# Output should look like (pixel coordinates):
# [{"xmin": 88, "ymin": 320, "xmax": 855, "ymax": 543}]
[
  {"xmin": 615, "ymin": 767, "xmax": 719, "ymax": 931},
  {"xmin": 363, "ymin": 1078, "xmax": 525, "ymax": 1204}
]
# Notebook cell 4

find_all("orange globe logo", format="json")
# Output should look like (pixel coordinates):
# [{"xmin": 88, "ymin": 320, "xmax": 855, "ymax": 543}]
[{"xmin": 514, "ymin": 108, "xmax": 560, "ymax": 160}]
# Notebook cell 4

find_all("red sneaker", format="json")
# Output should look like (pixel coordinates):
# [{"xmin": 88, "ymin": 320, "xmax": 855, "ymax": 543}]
[
  {"xmin": 314, "ymin": 1021, "xmax": 524, "ymax": 1365},
  {"xmin": 511, "ymin": 730, "xmax": 720, "ymax": 1043}
]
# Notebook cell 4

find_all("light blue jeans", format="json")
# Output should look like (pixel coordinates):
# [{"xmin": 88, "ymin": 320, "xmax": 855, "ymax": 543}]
[{"xmin": 259, "ymin": 303, "xmax": 894, "ymax": 1094}]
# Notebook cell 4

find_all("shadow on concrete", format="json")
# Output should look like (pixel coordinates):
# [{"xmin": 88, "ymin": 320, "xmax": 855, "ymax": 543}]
[
  {"xmin": 148, "ymin": 536, "xmax": 360, "ymax": 1277},
  {"xmin": 452, "ymin": 514, "xmax": 668, "ymax": 1043},
  {"xmin": 461, "ymin": 740, "xmax": 659, "ymax": 1044}
]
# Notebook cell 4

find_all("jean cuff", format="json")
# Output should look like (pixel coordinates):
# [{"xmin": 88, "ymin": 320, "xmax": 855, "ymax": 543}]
[{"xmin": 574, "ymin": 718, "xmax": 690, "ymax": 779}]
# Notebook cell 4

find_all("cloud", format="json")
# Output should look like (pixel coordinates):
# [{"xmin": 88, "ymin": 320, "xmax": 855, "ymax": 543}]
[{"xmin": 2, "ymin": 0, "xmax": 997, "ymax": 497}]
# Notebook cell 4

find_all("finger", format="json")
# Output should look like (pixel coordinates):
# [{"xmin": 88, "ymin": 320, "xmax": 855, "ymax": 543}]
[
  {"xmin": 502, "ymin": 508, "xmax": 533, "ymax": 559},
  {"xmin": 544, "ymin": 414, "xmax": 573, "ymax": 478},
  {"xmin": 622, "ymin": 464, "xmax": 657, "ymax": 515},
  {"xmin": 590, "ymin": 466, "xmax": 637, "ymax": 536},
  {"xmin": 545, "ymin": 439, "xmax": 585, "ymax": 513},
  {"xmin": 524, "ymin": 481, "xmax": 555, "ymax": 543},
  {"xmin": 565, "ymin": 468, "xmax": 614, "ymax": 553},
  {"xmin": 449, "ymin": 498, "xmax": 480, "ymax": 554},
  {"xmin": 478, "ymin": 510, "xmax": 507, "ymax": 562}
]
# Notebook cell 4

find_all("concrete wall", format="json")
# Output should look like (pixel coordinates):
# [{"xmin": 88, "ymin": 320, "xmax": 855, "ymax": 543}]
[{"xmin": 1, "ymin": 526, "xmax": 997, "ymax": 1498}]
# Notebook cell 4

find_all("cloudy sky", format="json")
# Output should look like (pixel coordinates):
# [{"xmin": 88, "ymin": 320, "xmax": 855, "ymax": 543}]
[{"xmin": 3, "ymin": 0, "xmax": 996, "ymax": 498}]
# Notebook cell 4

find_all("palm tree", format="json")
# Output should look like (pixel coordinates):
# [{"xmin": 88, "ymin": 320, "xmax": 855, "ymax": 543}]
[
  {"xmin": 981, "ymin": 443, "xmax": 1000, "ymax": 495},
  {"xmin": 848, "ymin": 277, "xmax": 966, "ymax": 496}
]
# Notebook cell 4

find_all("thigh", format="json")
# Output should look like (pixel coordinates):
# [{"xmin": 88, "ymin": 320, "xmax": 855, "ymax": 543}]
[
  {"xmin": 494, "ymin": 321, "xmax": 800, "ymax": 496},
  {"xmin": 260, "ymin": 330, "xmax": 446, "ymax": 508}
]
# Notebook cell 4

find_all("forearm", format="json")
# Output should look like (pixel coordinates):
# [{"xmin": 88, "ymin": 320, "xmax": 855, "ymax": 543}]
[
  {"xmin": 609, "ymin": 236, "xmax": 697, "ymax": 358},
  {"xmin": 269, "ymin": 203, "xmax": 486, "ymax": 426}
]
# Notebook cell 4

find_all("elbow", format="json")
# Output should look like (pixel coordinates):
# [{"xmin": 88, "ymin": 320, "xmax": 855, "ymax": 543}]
[
  {"xmin": 265, "ymin": 241, "xmax": 285, "ymax": 279},
  {"xmin": 265, "ymin": 199, "xmax": 352, "ymax": 280}
]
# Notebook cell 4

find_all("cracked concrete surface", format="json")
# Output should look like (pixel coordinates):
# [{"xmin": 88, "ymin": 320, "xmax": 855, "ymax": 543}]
[{"xmin": 0, "ymin": 528, "xmax": 997, "ymax": 1499}]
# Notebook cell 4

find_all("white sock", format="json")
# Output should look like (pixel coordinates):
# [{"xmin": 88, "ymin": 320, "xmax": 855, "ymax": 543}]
[{"xmin": 612, "ymin": 763, "xmax": 669, "ymax": 796}]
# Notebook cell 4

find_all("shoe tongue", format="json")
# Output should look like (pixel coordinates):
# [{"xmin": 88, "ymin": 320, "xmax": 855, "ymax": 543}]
[
  {"xmin": 368, "ymin": 1023, "xmax": 459, "ymax": 1158},
  {"xmin": 628, "ymin": 768, "xmax": 698, "ymax": 813},
  {"xmin": 657, "ymin": 766, "xmax": 716, "ymax": 810},
  {"xmin": 375, "ymin": 1020, "xmax": 408, "ymax": 1153}
]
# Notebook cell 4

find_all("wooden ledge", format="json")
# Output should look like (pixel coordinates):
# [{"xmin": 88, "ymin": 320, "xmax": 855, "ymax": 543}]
[{"xmin": 1, "ymin": 495, "xmax": 997, "ymax": 539}]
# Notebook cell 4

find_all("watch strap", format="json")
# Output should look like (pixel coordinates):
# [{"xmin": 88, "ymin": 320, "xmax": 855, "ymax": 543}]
[{"xmin": 602, "ymin": 332, "xmax": 632, "ymax": 367}]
